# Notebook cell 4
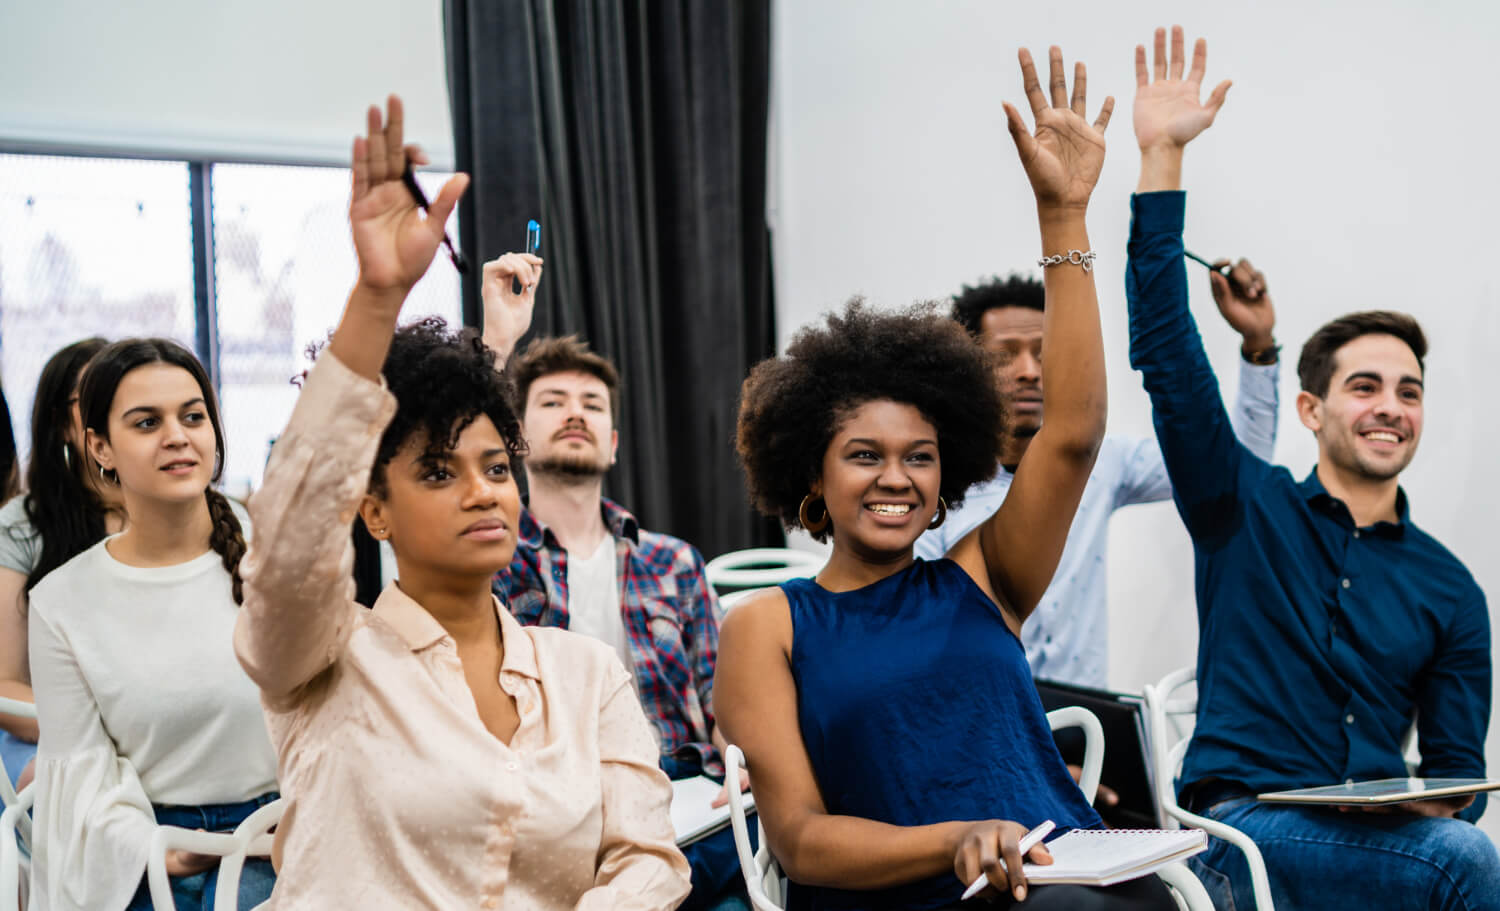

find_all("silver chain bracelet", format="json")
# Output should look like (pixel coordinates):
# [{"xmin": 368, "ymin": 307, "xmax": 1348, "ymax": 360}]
[{"xmin": 1037, "ymin": 249, "xmax": 1097, "ymax": 272}]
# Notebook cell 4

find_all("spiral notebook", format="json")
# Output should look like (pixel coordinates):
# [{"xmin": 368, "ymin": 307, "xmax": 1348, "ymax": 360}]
[{"xmin": 1022, "ymin": 828, "xmax": 1207, "ymax": 886}]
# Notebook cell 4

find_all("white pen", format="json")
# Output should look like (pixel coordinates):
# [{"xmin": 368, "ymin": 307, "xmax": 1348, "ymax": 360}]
[{"xmin": 959, "ymin": 818, "xmax": 1057, "ymax": 901}]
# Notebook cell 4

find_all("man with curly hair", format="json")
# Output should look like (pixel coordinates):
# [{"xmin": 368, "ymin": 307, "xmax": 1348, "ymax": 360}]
[
  {"xmin": 479, "ymin": 267, "xmax": 737, "ymax": 911},
  {"xmin": 916, "ymin": 268, "xmax": 1280, "ymax": 691}
]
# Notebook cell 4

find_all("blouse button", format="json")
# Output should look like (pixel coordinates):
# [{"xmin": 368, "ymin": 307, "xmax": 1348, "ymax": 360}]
[{"xmin": 506, "ymin": 761, "xmax": 519, "ymax": 772}]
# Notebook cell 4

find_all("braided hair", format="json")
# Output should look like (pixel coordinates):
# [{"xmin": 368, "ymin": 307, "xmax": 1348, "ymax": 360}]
[{"xmin": 78, "ymin": 338, "xmax": 246, "ymax": 603}]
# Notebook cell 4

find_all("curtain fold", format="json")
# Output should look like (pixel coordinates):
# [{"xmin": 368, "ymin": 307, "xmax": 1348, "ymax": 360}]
[{"xmin": 445, "ymin": 0, "xmax": 778, "ymax": 558}]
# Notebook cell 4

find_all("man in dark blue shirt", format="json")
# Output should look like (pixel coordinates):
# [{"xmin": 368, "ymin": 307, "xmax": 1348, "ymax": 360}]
[{"xmin": 1126, "ymin": 26, "xmax": 1496, "ymax": 911}]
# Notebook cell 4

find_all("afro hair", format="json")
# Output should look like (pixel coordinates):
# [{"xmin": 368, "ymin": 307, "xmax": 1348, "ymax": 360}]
[
  {"xmin": 736, "ymin": 299, "xmax": 1004, "ymax": 541},
  {"xmin": 312, "ymin": 317, "xmax": 526, "ymax": 495}
]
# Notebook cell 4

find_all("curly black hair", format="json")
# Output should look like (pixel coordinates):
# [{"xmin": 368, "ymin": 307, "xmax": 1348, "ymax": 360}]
[
  {"xmin": 736, "ymin": 299, "xmax": 1004, "ymax": 541},
  {"xmin": 951, "ymin": 273, "xmax": 1044, "ymax": 337},
  {"xmin": 344, "ymin": 317, "xmax": 527, "ymax": 495}
]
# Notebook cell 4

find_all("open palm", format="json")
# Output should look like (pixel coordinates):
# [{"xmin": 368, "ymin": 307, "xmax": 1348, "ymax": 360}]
[
  {"xmin": 1004, "ymin": 47, "xmax": 1113, "ymax": 210},
  {"xmin": 1133, "ymin": 27, "xmax": 1231, "ymax": 151},
  {"xmin": 349, "ymin": 96, "xmax": 468, "ymax": 293}
]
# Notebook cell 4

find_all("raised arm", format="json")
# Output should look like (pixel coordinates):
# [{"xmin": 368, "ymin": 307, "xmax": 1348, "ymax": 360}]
[
  {"xmin": 480, "ymin": 252, "xmax": 543, "ymax": 367},
  {"xmin": 236, "ymin": 96, "xmax": 468, "ymax": 702},
  {"xmin": 956, "ymin": 47, "xmax": 1112, "ymax": 620},
  {"xmin": 1116, "ymin": 256, "xmax": 1279, "ymax": 505},
  {"xmin": 1125, "ymin": 27, "xmax": 1268, "ymax": 545},
  {"xmin": 1212, "ymin": 257, "xmax": 1280, "ymax": 461}
]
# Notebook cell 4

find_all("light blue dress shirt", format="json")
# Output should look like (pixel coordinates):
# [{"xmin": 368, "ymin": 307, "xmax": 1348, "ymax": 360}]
[{"xmin": 914, "ymin": 358, "xmax": 1279, "ymax": 686}]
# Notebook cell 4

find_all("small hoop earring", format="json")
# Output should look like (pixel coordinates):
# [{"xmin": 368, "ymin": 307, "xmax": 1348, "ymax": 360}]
[
  {"xmin": 798, "ymin": 494, "xmax": 829, "ymax": 534},
  {"xmin": 98, "ymin": 464, "xmax": 118, "ymax": 486},
  {"xmin": 62, "ymin": 443, "xmax": 72, "ymax": 470},
  {"xmin": 928, "ymin": 497, "xmax": 947, "ymax": 530}
]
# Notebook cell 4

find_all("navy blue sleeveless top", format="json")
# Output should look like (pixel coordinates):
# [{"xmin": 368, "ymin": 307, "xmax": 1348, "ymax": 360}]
[{"xmin": 783, "ymin": 558, "xmax": 1100, "ymax": 911}]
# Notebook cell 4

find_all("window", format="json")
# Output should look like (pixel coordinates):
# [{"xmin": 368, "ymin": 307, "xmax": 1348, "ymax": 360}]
[
  {"xmin": 212, "ymin": 163, "xmax": 461, "ymax": 494},
  {"xmin": 0, "ymin": 153, "xmax": 462, "ymax": 497},
  {"xmin": 0, "ymin": 154, "xmax": 196, "ymax": 460}
]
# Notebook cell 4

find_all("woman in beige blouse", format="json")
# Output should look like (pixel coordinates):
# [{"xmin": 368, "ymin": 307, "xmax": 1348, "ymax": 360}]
[{"xmin": 233, "ymin": 95, "xmax": 690, "ymax": 910}]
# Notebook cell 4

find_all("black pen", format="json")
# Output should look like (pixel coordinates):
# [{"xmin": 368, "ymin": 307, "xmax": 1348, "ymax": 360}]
[
  {"xmin": 1184, "ymin": 249, "xmax": 1229, "ymax": 275},
  {"xmin": 401, "ymin": 163, "xmax": 469, "ymax": 274}
]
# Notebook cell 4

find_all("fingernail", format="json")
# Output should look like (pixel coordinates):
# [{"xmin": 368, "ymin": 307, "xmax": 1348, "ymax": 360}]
[{"xmin": 1016, "ymin": 885, "xmax": 1027, "ymax": 900}]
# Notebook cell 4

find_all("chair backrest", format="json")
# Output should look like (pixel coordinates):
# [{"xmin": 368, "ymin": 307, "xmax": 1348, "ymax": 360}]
[
  {"xmin": 146, "ymin": 797, "xmax": 285, "ymax": 911},
  {"xmin": 1142, "ymin": 666, "xmax": 1276, "ymax": 911},
  {"xmin": 724, "ymin": 745, "xmax": 785, "ymax": 911},
  {"xmin": 705, "ymin": 548, "xmax": 823, "ymax": 594},
  {"xmin": 0, "ymin": 785, "xmax": 34, "ymax": 911}
]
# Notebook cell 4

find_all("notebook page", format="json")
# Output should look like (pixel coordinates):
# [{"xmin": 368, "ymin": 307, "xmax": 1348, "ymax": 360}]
[{"xmin": 1024, "ymin": 829, "xmax": 1207, "ymax": 884}]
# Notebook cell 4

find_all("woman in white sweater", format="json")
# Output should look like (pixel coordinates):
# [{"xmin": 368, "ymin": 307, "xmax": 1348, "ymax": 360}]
[{"xmin": 27, "ymin": 338, "xmax": 276, "ymax": 911}]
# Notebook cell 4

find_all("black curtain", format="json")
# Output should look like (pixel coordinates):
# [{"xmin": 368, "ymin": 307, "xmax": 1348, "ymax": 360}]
[{"xmin": 445, "ymin": 0, "xmax": 779, "ymax": 558}]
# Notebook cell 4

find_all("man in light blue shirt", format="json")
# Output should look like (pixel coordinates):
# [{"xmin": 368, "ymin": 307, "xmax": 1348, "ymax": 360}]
[{"xmin": 916, "ymin": 271, "xmax": 1280, "ymax": 687}]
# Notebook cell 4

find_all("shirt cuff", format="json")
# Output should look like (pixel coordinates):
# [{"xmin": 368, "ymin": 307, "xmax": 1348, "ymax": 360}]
[{"xmin": 1130, "ymin": 190, "xmax": 1186, "ymax": 234}]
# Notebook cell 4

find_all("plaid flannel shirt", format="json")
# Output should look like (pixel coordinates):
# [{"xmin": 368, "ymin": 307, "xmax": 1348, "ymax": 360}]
[{"xmin": 495, "ymin": 498, "xmax": 723, "ymax": 777}]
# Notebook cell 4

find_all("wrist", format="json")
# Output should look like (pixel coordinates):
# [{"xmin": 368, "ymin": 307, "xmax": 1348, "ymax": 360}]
[
  {"xmin": 1035, "ymin": 202, "xmax": 1090, "ymax": 227},
  {"xmin": 350, "ymin": 281, "xmax": 411, "ymax": 316},
  {"xmin": 1240, "ymin": 336, "xmax": 1280, "ymax": 364},
  {"xmin": 1136, "ymin": 144, "xmax": 1184, "ymax": 193}
]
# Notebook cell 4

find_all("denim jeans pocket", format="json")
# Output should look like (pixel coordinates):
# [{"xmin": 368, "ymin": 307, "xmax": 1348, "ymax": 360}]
[
  {"xmin": 1203, "ymin": 795, "xmax": 1257, "ymax": 819},
  {"xmin": 1187, "ymin": 855, "xmax": 1238, "ymax": 911}
]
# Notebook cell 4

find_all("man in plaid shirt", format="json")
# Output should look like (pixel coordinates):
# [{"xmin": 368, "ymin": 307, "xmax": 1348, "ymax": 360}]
[{"xmin": 490, "ymin": 330, "xmax": 745, "ymax": 911}]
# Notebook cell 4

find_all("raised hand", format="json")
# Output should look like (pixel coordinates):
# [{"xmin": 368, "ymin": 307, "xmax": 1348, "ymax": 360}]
[
  {"xmin": 1133, "ymin": 26, "xmax": 1231, "ymax": 153},
  {"xmin": 1208, "ymin": 257, "xmax": 1276, "ymax": 351},
  {"xmin": 349, "ymin": 95, "xmax": 469, "ymax": 295},
  {"xmin": 480, "ymin": 252, "xmax": 544, "ymax": 365},
  {"xmin": 1003, "ymin": 47, "xmax": 1114, "ymax": 211}
]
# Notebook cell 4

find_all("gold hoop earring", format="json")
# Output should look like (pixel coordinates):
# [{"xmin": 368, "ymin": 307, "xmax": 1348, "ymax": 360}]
[
  {"xmin": 928, "ymin": 497, "xmax": 947, "ymax": 530},
  {"xmin": 798, "ymin": 494, "xmax": 829, "ymax": 534}
]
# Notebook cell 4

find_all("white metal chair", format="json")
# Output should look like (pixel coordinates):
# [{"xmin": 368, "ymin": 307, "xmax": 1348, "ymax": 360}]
[
  {"xmin": 0, "ymin": 696, "xmax": 37, "ymax": 911},
  {"xmin": 147, "ymin": 797, "xmax": 284, "ymax": 911},
  {"xmin": 705, "ymin": 548, "xmax": 823, "ymax": 594},
  {"xmin": 1143, "ymin": 666, "xmax": 1275, "ymax": 911},
  {"xmin": 0, "ymin": 784, "xmax": 33, "ymax": 911},
  {"xmin": 0, "ymin": 698, "xmax": 36, "ymax": 847},
  {"xmin": 726, "ymin": 707, "xmax": 1211, "ymax": 910}
]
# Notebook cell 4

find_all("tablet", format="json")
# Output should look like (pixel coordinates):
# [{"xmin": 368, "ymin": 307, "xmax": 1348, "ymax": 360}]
[{"xmin": 1257, "ymin": 777, "xmax": 1500, "ymax": 806}]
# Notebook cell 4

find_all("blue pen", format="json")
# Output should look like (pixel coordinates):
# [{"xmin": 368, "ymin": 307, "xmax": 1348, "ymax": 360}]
[{"xmin": 513, "ymin": 220, "xmax": 542, "ymax": 294}]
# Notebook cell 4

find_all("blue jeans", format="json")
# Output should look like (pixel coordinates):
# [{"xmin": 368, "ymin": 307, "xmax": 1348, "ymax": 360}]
[
  {"xmin": 125, "ymin": 792, "xmax": 279, "ymax": 911},
  {"xmin": 0, "ymin": 730, "xmax": 35, "ymax": 788},
  {"xmin": 1188, "ymin": 796, "xmax": 1500, "ymax": 911}
]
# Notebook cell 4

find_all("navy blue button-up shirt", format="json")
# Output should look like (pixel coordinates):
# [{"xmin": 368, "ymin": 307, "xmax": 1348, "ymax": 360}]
[{"xmin": 1126, "ymin": 191, "xmax": 1491, "ymax": 823}]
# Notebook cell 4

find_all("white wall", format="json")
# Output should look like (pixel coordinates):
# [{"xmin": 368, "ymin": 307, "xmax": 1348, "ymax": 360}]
[
  {"xmin": 771, "ymin": 0, "xmax": 1500, "ymax": 838},
  {"xmin": 0, "ymin": 0, "xmax": 453, "ymax": 166}
]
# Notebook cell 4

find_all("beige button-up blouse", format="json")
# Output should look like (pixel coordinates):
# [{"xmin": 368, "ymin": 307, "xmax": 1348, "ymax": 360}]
[{"xmin": 234, "ymin": 353, "xmax": 690, "ymax": 910}]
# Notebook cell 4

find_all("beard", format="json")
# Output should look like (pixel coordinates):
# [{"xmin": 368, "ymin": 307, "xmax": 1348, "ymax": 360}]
[
  {"xmin": 530, "ymin": 449, "xmax": 611, "ymax": 479},
  {"xmin": 1327, "ymin": 429, "xmax": 1416, "ymax": 482}
]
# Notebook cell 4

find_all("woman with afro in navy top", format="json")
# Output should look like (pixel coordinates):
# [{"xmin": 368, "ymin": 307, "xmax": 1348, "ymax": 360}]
[{"xmin": 717, "ymin": 45, "xmax": 1176, "ymax": 911}]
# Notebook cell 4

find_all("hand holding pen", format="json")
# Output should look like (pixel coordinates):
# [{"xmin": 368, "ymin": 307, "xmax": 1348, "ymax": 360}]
[
  {"xmin": 1186, "ymin": 251, "xmax": 1276, "ymax": 357},
  {"xmin": 955, "ymin": 818, "xmax": 1055, "ymax": 902},
  {"xmin": 348, "ymin": 95, "xmax": 469, "ymax": 298}
]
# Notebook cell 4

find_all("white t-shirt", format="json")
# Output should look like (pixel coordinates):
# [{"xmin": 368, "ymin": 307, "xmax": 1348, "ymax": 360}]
[
  {"xmin": 565, "ymin": 535, "xmax": 631, "ymax": 672},
  {"xmin": 27, "ymin": 535, "xmax": 278, "ymax": 911}
]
